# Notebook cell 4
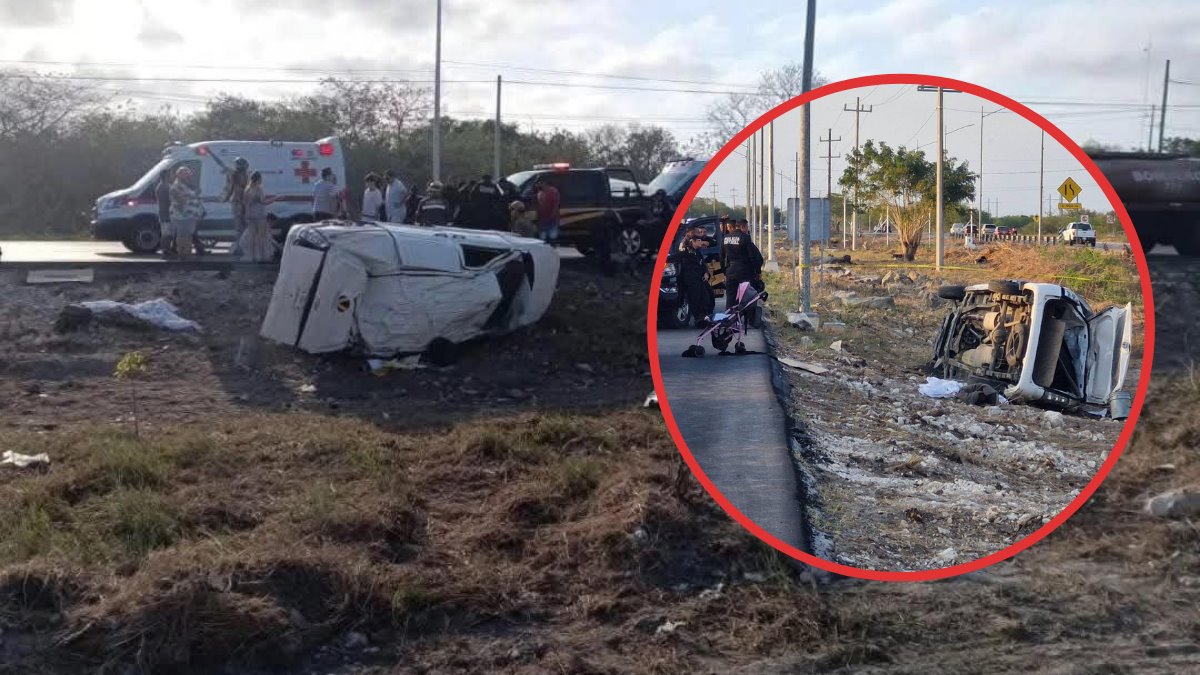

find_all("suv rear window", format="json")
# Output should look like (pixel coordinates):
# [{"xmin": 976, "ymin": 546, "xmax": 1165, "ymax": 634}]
[{"xmin": 1075, "ymin": 223, "xmax": 1092, "ymax": 230}]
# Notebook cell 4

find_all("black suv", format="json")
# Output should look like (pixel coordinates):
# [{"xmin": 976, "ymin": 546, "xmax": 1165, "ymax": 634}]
[
  {"xmin": 506, "ymin": 164, "xmax": 654, "ymax": 256},
  {"xmin": 659, "ymin": 215, "xmax": 722, "ymax": 328}
]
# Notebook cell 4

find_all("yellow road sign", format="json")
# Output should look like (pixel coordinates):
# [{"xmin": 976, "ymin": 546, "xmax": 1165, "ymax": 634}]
[
  {"xmin": 1058, "ymin": 177, "xmax": 1082, "ymax": 202},
  {"xmin": 1058, "ymin": 202, "xmax": 1082, "ymax": 210}
]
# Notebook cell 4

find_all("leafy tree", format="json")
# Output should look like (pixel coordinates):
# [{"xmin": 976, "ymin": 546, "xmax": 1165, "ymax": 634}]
[
  {"xmin": 1162, "ymin": 136, "xmax": 1200, "ymax": 156},
  {"xmin": 840, "ymin": 140, "xmax": 975, "ymax": 260}
]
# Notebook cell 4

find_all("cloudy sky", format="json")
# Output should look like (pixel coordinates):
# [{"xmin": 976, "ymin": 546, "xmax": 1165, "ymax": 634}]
[{"xmin": 1, "ymin": 0, "xmax": 1198, "ymax": 215}]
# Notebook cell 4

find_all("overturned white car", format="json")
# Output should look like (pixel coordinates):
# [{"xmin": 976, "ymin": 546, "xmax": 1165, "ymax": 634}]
[
  {"xmin": 260, "ymin": 221, "xmax": 559, "ymax": 360},
  {"xmin": 931, "ymin": 280, "xmax": 1133, "ymax": 416}
]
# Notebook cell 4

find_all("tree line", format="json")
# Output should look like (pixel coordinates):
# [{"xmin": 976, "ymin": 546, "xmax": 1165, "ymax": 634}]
[{"xmin": 0, "ymin": 72, "xmax": 685, "ymax": 238}]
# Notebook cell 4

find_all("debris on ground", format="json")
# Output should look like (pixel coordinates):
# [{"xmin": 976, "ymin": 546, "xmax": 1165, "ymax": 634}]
[
  {"xmin": 366, "ymin": 355, "xmax": 423, "ymax": 375},
  {"xmin": 1, "ymin": 450, "xmax": 49, "ymax": 467},
  {"xmin": 1145, "ymin": 489, "xmax": 1200, "ymax": 519},
  {"xmin": 778, "ymin": 357, "xmax": 828, "ymax": 375}
]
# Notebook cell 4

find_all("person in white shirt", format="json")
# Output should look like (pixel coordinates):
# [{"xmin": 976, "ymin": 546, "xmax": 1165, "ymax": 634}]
[
  {"xmin": 384, "ymin": 170, "xmax": 408, "ymax": 223},
  {"xmin": 361, "ymin": 173, "xmax": 384, "ymax": 221},
  {"xmin": 312, "ymin": 168, "xmax": 342, "ymax": 220}
]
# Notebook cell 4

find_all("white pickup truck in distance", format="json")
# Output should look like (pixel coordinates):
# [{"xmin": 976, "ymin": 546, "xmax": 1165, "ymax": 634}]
[{"xmin": 1061, "ymin": 222, "xmax": 1097, "ymax": 246}]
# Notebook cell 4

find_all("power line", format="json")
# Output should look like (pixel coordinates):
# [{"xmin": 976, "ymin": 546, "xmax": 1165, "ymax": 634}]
[{"xmin": 443, "ymin": 59, "xmax": 756, "ymax": 89}]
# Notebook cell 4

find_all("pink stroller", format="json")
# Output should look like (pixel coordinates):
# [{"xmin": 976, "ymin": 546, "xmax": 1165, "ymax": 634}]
[{"xmin": 681, "ymin": 281, "xmax": 768, "ymax": 357}]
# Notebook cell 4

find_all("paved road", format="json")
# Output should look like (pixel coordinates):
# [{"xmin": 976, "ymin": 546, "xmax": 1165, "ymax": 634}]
[
  {"xmin": 656, "ymin": 317, "xmax": 806, "ymax": 552},
  {"xmin": 0, "ymin": 240, "xmax": 584, "ymax": 266}
]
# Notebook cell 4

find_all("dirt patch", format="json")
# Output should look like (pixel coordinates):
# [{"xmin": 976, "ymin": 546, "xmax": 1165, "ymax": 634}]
[
  {"xmin": 764, "ymin": 244, "xmax": 1144, "ymax": 571},
  {"xmin": 0, "ymin": 262, "xmax": 650, "ymax": 435}
]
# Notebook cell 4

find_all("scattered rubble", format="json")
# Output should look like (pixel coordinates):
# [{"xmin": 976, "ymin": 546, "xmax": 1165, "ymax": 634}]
[{"xmin": 1146, "ymin": 489, "xmax": 1200, "ymax": 519}]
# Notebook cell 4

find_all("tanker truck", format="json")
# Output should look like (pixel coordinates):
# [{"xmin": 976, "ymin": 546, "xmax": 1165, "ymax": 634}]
[{"xmin": 1087, "ymin": 151, "xmax": 1200, "ymax": 255}]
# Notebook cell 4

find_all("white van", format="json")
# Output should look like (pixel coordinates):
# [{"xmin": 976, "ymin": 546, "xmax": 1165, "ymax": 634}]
[{"xmin": 91, "ymin": 136, "xmax": 347, "ymax": 252}]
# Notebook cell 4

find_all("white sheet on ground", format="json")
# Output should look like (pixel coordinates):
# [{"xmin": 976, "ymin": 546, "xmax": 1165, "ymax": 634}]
[
  {"xmin": 919, "ymin": 376, "xmax": 964, "ymax": 398},
  {"xmin": 80, "ymin": 298, "xmax": 199, "ymax": 331},
  {"xmin": 2, "ymin": 451, "xmax": 50, "ymax": 468}
]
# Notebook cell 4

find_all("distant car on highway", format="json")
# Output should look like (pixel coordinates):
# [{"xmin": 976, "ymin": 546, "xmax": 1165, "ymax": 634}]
[
  {"xmin": 996, "ymin": 225, "xmax": 1017, "ymax": 236},
  {"xmin": 982, "ymin": 224, "xmax": 998, "ymax": 236},
  {"xmin": 1061, "ymin": 221, "xmax": 1097, "ymax": 246},
  {"xmin": 950, "ymin": 223, "xmax": 966, "ymax": 235}
]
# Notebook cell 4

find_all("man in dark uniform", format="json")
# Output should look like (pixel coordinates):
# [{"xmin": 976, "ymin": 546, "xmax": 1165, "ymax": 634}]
[
  {"xmin": 416, "ymin": 182, "xmax": 450, "ymax": 226},
  {"xmin": 676, "ymin": 222, "xmax": 717, "ymax": 324},
  {"xmin": 468, "ymin": 174, "xmax": 504, "ymax": 230},
  {"xmin": 720, "ymin": 217, "xmax": 763, "ymax": 311}
]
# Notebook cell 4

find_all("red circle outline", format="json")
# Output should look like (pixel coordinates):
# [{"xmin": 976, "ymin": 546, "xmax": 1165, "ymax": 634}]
[{"xmin": 646, "ymin": 73, "xmax": 1156, "ymax": 582}]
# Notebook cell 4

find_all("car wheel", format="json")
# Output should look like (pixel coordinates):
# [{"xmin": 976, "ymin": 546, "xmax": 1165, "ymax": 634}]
[
  {"xmin": 1089, "ymin": 240, "xmax": 1097, "ymax": 248},
  {"xmin": 988, "ymin": 280, "xmax": 1021, "ymax": 295},
  {"xmin": 123, "ymin": 220, "xmax": 161, "ymax": 253},
  {"xmin": 618, "ymin": 224, "xmax": 642, "ymax": 257},
  {"xmin": 937, "ymin": 285, "xmax": 966, "ymax": 301}
]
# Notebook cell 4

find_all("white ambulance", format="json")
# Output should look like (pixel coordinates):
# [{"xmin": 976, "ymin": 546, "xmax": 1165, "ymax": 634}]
[{"xmin": 91, "ymin": 136, "xmax": 347, "ymax": 252}]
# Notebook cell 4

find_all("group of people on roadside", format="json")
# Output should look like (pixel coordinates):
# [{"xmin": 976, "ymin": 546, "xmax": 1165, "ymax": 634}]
[
  {"xmin": 674, "ymin": 214, "xmax": 765, "ymax": 326},
  {"xmin": 156, "ymin": 158, "xmax": 277, "ymax": 263}
]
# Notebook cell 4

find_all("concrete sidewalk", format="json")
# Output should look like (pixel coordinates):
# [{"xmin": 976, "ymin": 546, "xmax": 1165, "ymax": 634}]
[{"xmin": 657, "ymin": 319, "xmax": 806, "ymax": 552}]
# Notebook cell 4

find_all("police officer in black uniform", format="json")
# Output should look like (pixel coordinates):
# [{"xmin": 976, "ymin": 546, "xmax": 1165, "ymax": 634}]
[{"xmin": 720, "ymin": 217, "xmax": 764, "ymax": 311}]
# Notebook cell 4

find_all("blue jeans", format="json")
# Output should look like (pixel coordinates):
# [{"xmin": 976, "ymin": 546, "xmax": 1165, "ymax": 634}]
[{"xmin": 539, "ymin": 219, "xmax": 560, "ymax": 244}]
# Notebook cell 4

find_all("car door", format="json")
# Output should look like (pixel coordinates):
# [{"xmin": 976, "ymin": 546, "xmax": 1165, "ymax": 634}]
[{"xmin": 1083, "ymin": 303, "xmax": 1133, "ymax": 405}]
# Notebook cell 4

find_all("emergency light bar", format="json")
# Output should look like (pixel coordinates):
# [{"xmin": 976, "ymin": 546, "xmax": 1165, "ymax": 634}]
[
  {"xmin": 318, "ymin": 142, "xmax": 335, "ymax": 156},
  {"xmin": 532, "ymin": 163, "xmax": 570, "ymax": 171}
]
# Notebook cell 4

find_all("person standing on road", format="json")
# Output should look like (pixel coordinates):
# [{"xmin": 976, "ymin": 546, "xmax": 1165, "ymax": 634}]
[
  {"xmin": 361, "ymin": 173, "xmax": 384, "ymax": 221},
  {"xmin": 720, "ymin": 218, "xmax": 762, "ymax": 311},
  {"xmin": 155, "ymin": 169, "xmax": 174, "ymax": 257},
  {"xmin": 384, "ymin": 170, "xmax": 407, "ymax": 223},
  {"xmin": 313, "ymin": 168, "xmax": 341, "ymax": 221},
  {"xmin": 678, "ymin": 223, "xmax": 716, "ymax": 324},
  {"xmin": 237, "ymin": 171, "xmax": 278, "ymax": 262},
  {"xmin": 416, "ymin": 182, "xmax": 450, "ymax": 226},
  {"xmin": 169, "ymin": 166, "xmax": 204, "ymax": 261},
  {"xmin": 509, "ymin": 200, "xmax": 536, "ymax": 238},
  {"xmin": 223, "ymin": 158, "xmax": 250, "ymax": 257},
  {"xmin": 535, "ymin": 177, "xmax": 561, "ymax": 244},
  {"xmin": 404, "ymin": 187, "xmax": 422, "ymax": 224}
]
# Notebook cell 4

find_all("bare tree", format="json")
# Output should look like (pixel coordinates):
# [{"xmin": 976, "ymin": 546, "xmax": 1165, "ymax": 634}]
[
  {"xmin": 0, "ymin": 71, "xmax": 104, "ymax": 141},
  {"xmin": 697, "ymin": 63, "xmax": 828, "ymax": 154}
]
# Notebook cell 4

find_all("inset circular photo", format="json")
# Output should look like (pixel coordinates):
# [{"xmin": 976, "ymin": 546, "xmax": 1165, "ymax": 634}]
[{"xmin": 648, "ymin": 75, "xmax": 1154, "ymax": 581}]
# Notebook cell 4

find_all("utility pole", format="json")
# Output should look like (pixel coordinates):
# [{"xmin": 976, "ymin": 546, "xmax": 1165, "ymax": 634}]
[
  {"xmin": 745, "ymin": 138, "xmax": 751, "ymax": 224},
  {"xmin": 750, "ymin": 131, "xmax": 757, "ymax": 235},
  {"xmin": 1038, "ymin": 129, "xmax": 1044, "ymax": 239},
  {"xmin": 758, "ymin": 129, "xmax": 766, "ymax": 242},
  {"xmin": 1148, "ymin": 104, "xmax": 1156, "ymax": 152},
  {"xmin": 819, "ymin": 128, "xmax": 841, "ymax": 249},
  {"xmin": 711, "ymin": 183, "xmax": 719, "ymax": 219},
  {"xmin": 935, "ymin": 88, "xmax": 945, "ymax": 268},
  {"xmin": 1159, "ymin": 59, "xmax": 1170, "ymax": 153},
  {"xmin": 918, "ymin": 85, "xmax": 962, "ymax": 269},
  {"xmin": 843, "ymin": 96, "xmax": 872, "ymax": 251},
  {"xmin": 798, "ymin": 0, "xmax": 816, "ymax": 312},
  {"xmin": 767, "ymin": 120, "xmax": 775, "ymax": 260},
  {"xmin": 978, "ymin": 105, "xmax": 984, "ymax": 230},
  {"xmin": 493, "ymin": 75, "xmax": 502, "ymax": 179},
  {"xmin": 432, "ymin": 0, "xmax": 443, "ymax": 182}
]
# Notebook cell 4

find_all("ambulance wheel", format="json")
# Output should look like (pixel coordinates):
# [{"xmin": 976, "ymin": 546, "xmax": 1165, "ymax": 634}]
[
  {"xmin": 123, "ymin": 219, "xmax": 161, "ymax": 253},
  {"xmin": 988, "ymin": 280, "xmax": 1021, "ymax": 295},
  {"xmin": 426, "ymin": 338, "xmax": 462, "ymax": 367}
]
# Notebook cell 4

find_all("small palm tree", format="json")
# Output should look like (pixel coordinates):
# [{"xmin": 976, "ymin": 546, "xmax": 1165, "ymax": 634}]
[{"xmin": 114, "ymin": 351, "xmax": 149, "ymax": 437}]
